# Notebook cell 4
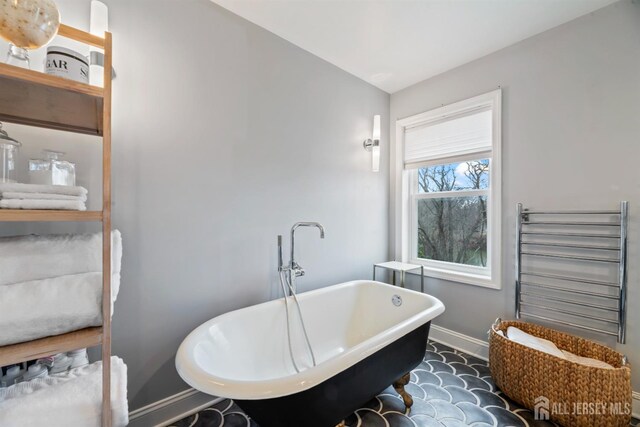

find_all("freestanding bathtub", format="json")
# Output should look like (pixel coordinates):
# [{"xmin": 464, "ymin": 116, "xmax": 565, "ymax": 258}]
[{"xmin": 176, "ymin": 280, "xmax": 444, "ymax": 427}]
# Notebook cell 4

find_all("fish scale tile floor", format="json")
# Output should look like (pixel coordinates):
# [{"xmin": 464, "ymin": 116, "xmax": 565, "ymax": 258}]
[{"xmin": 171, "ymin": 340, "xmax": 639, "ymax": 427}]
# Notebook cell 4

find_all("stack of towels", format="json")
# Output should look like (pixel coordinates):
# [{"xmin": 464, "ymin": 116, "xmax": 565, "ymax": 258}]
[
  {"xmin": 0, "ymin": 183, "xmax": 88, "ymax": 211},
  {"xmin": 0, "ymin": 231, "xmax": 122, "ymax": 346}
]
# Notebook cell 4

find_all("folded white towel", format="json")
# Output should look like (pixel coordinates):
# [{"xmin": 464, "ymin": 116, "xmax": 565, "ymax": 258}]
[
  {"xmin": 506, "ymin": 326, "xmax": 566, "ymax": 359},
  {"xmin": 0, "ymin": 199, "xmax": 86, "ymax": 211},
  {"xmin": 0, "ymin": 357, "xmax": 128, "ymax": 427},
  {"xmin": 0, "ymin": 272, "xmax": 121, "ymax": 346},
  {"xmin": 0, "ymin": 230, "xmax": 122, "ymax": 289},
  {"xmin": 0, "ymin": 182, "xmax": 88, "ymax": 197},
  {"xmin": 1, "ymin": 191, "xmax": 87, "ymax": 202}
]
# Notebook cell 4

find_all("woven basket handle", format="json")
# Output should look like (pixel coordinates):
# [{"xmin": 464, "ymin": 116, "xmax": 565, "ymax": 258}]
[{"xmin": 487, "ymin": 317, "xmax": 502, "ymax": 338}]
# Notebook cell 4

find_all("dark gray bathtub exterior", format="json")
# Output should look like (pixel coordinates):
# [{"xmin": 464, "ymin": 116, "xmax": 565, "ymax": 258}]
[{"xmin": 235, "ymin": 322, "xmax": 431, "ymax": 427}]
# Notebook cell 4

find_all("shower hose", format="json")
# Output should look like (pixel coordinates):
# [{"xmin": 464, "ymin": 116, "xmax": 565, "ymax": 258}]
[{"xmin": 278, "ymin": 270, "xmax": 317, "ymax": 373}]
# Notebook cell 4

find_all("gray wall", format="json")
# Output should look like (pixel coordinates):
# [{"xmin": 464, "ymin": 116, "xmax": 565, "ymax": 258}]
[
  {"xmin": 0, "ymin": 0, "xmax": 389, "ymax": 410},
  {"xmin": 390, "ymin": 0, "xmax": 640, "ymax": 390}
]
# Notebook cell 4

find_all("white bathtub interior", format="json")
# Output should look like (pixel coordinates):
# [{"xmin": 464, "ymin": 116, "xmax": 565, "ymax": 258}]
[{"xmin": 190, "ymin": 281, "xmax": 441, "ymax": 383}]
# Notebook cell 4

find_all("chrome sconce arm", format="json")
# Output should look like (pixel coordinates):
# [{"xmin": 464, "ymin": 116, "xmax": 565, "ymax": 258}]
[{"xmin": 363, "ymin": 138, "xmax": 379, "ymax": 151}]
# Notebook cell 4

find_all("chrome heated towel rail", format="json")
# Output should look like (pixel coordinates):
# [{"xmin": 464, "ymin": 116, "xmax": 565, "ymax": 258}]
[{"xmin": 515, "ymin": 202, "xmax": 628, "ymax": 343}]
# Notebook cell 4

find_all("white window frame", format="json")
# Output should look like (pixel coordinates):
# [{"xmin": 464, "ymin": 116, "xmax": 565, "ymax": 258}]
[{"xmin": 394, "ymin": 89, "xmax": 502, "ymax": 289}]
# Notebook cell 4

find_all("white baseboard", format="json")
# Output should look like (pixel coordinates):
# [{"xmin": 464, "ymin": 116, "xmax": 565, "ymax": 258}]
[
  {"xmin": 429, "ymin": 324, "xmax": 640, "ymax": 419},
  {"xmin": 128, "ymin": 388, "xmax": 221, "ymax": 427},
  {"xmin": 430, "ymin": 324, "xmax": 489, "ymax": 361}
]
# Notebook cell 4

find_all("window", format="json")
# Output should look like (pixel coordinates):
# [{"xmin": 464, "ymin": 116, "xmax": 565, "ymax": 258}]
[{"xmin": 395, "ymin": 90, "xmax": 501, "ymax": 288}]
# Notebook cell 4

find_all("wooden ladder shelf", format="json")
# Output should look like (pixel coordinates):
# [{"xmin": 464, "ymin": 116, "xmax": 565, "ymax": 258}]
[{"xmin": 0, "ymin": 23, "xmax": 114, "ymax": 427}]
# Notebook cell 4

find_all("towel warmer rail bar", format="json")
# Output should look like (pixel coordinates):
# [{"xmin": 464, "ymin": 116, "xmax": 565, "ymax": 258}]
[
  {"xmin": 522, "ymin": 221, "xmax": 620, "ymax": 226},
  {"xmin": 520, "ymin": 242, "xmax": 619, "ymax": 251},
  {"xmin": 521, "ymin": 271, "xmax": 618, "ymax": 287},
  {"xmin": 519, "ymin": 291, "xmax": 618, "ymax": 312},
  {"xmin": 519, "ymin": 312, "xmax": 619, "ymax": 337},
  {"xmin": 520, "ymin": 251, "xmax": 619, "ymax": 263},
  {"xmin": 523, "ymin": 210, "xmax": 620, "ymax": 215},
  {"xmin": 515, "ymin": 202, "xmax": 628, "ymax": 343},
  {"xmin": 519, "ymin": 302, "xmax": 617, "ymax": 324},
  {"xmin": 521, "ymin": 231, "xmax": 620, "ymax": 238},
  {"xmin": 520, "ymin": 281, "xmax": 619, "ymax": 299}
]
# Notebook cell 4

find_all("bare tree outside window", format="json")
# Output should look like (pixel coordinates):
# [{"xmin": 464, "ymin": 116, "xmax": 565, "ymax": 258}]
[{"xmin": 416, "ymin": 159, "xmax": 489, "ymax": 267}]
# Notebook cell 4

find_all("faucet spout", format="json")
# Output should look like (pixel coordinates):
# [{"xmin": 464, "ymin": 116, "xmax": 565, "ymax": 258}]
[
  {"xmin": 291, "ymin": 222, "xmax": 325, "ymax": 265},
  {"xmin": 292, "ymin": 221, "xmax": 325, "ymax": 237}
]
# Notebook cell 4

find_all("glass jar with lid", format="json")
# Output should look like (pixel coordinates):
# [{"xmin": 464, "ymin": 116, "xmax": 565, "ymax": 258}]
[
  {"xmin": 0, "ymin": 123, "xmax": 21, "ymax": 183},
  {"xmin": 29, "ymin": 150, "xmax": 76, "ymax": 186}
]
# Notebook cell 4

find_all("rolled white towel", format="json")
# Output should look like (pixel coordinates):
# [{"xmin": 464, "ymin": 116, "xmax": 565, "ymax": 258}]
[
  {"xmin": 1, "ymin": 191, "xmax": 87, "ymax": 202},
  {"xmin": 0, "ymin": 272, "xmax": 121, "ymax": 346},
  {"xmin": 561, "ymin": 350, "xmax": 614, "ymax": 369},
  {"xmin": 0, "ymin": 230, "xmax": 122, "ymax": 288},
  {"xmin": 0, "ymin": 182, "xmax": 88, "ymax": 197},
  {"xmin": 506, "ymin": 326, "xmax": 566, "ymax": 359},
  {"xmin": 0, "ymin": 356, "xmax": 128, "ymax": 427},
  {"xmin": 0, "ymin": 199, "xmax": 86, "ymax": 211}
]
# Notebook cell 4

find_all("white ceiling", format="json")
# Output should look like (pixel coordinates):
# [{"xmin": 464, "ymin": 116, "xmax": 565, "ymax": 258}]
[{"xmin": 211, "ymin": 0, "xmax": 617, "ymax": 93}]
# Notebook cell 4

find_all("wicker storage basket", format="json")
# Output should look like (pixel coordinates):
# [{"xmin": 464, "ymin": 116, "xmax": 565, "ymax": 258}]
[{"xmin": 489, "ymin": 319, "xmax": 631, "ymax": 427}]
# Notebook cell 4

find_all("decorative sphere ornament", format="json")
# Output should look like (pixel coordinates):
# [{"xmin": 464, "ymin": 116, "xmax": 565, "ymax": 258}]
[{"xmin": 0, "ymin": 0, "xmax": 61, "ymax": 49}]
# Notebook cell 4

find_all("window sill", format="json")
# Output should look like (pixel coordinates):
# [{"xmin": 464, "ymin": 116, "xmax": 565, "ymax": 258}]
[{"xmin": 407, "ymin": 261, "xmax": 502, "ymax": 290}]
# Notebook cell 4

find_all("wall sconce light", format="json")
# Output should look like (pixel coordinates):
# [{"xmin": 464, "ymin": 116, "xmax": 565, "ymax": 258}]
[
  {"xmin": 363, "ymin": 115, "xmax": 381, "ymax": 172},
  {"xmin": 89, "ymin": 0, "xmax": 116, "ymax": 86}
]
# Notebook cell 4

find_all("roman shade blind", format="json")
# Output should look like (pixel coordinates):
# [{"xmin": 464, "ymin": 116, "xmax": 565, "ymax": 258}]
[{"xmin": 404, "ymin": 107, "xmax": 492, "ymax": 169}]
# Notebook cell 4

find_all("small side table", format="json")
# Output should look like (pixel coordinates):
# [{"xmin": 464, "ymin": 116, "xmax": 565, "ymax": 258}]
[{"xmin": 373, "ymin": 261, "xmax": 424, "ymax": 292}]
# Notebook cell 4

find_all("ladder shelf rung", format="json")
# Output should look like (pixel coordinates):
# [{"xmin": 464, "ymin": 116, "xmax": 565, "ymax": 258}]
[{"xmin": 0, "ymin": 327, "xmax": 103, "ymax": 366}]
